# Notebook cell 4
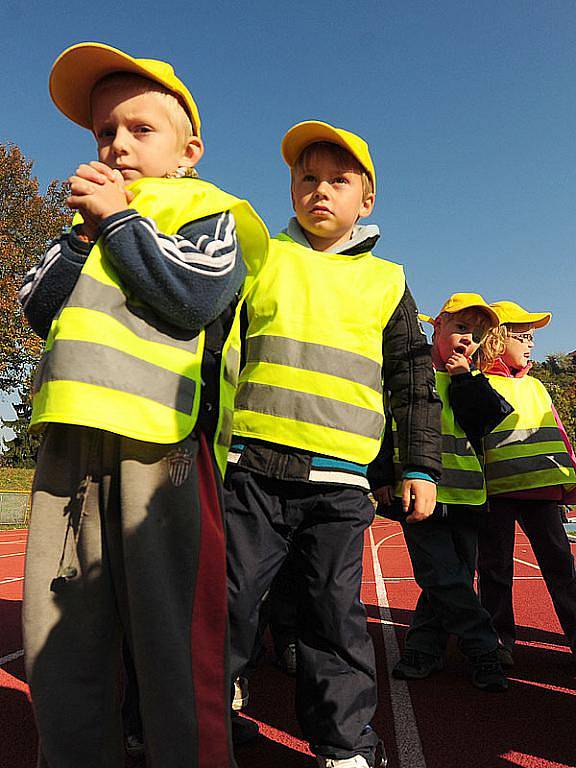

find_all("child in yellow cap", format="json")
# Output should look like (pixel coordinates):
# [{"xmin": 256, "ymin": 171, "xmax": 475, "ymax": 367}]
[
  {"xmin": 224, "ymin": 121, "xmax": 442, "ymax": 768},
  {"xmin": 478, "ymin": 301, "xmax": 576, "ymax": 667},
  {"xmin": 19, "ymin": 42, "xmax": 267, "ymax": 768},
  {"xmin": 374, "ymin": 293, "xmax": 512, "ymax": 691}
]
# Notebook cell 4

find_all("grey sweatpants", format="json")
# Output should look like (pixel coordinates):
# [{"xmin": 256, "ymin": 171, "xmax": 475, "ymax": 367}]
[{"xmin": 23, "ymin": 424, "xmax": 234, "ymax": 768}]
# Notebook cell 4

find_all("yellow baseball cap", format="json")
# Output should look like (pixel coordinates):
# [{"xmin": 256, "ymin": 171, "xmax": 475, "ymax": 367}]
[
  {"xmin": 281, "ymin": 120, "xmax": 376, "ymax": 192},
  {"xmin": 49, "ymin": 42, "xmax": 201, "ymax": 137},
  {"xmin": 419, "ymin": 292, "xmax": 500, "ymax": 327},
  {"xmin": 490, "ymin": 300, "xmax": 552, "ymax": 328}
]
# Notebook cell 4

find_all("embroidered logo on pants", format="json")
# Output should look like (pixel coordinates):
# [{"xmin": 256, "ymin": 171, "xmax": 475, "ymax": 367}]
[{"xmin": 166, "ymin": 448, "xmax": 193, "ymax": 487}]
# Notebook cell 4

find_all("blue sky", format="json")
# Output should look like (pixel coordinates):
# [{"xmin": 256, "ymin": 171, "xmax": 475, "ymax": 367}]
[{"xmin": 1, "ymin": 0, "xmax": 575, "ymax": 373}]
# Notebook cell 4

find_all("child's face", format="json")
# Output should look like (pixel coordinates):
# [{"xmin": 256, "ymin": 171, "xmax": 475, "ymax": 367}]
[
  {"xmin": 91, "ymin": 81, "xmax": 200, "ymax": 180},
  {"xmin": 291, "ymin": 146, "xmax": 374, "ymax": 251},
  {"xmin": 433, "ymin": 310, "xmax": 490, "ymax": 366},
  {"xmin": 502, "ymin": 323, "xmax": 535, "ymax": 370}
]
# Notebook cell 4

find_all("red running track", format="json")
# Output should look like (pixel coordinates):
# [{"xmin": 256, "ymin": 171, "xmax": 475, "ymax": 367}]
[{"xmin": 1, "ymin": 521, "xmax": 574, "ymax": 768}]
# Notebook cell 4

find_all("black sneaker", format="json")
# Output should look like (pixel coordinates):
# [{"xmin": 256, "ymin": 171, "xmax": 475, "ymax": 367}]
[
  {"xmin": 124, "ymin": 732, "xmax": 145, "ymax": 756},
  {"xmin": 276, "ymin": 643, "xmax": 297, "ymax": 676},
  {"xmin": 470, "ymin": 650, "xmax": 508, "ymax": 692},
  {"xmin": 392, "ymin": 649, "xmax": 443, "ymax": 680},
  {"xmin": 496, "ymin": 645, "xmax": 514, "ymax": 669},
  {"xmin": 231, "ymin": 713, "xmax": 259, "ymax": 746}
]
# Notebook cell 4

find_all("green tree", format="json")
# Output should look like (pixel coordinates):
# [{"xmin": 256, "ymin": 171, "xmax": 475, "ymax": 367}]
[
  {"xmin": 531, "ymin": 353, "xmax": 576, "ymax": 446},
  {"xmin": 0, "ymin": 143, "xmax": 71, "ymax": 465}
]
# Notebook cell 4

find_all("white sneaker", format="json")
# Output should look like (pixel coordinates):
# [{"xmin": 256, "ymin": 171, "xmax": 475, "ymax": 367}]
[
  {"xmin": 317, "ymin": 756, "xmax": 370, "ymax": 768},
  {"xmin": 232, "ymin": 676, "xmax": 249, "ymax": 711}
]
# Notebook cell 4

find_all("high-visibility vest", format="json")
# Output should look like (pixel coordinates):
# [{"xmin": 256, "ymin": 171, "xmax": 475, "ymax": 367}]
[
  {"xmin": 30, "ymin": 177, "xmax": 268, "ymax": 476},
  {"xmin": 392, "ymin": 371, "xmax": 486, "ymax": 505},
  {"xmin": 484, "ymin": 374, "xmax": 576, "ymax": 495},
  {"xmin": 232, "ymin": 232, "xmax": 406, "ymax": 465}
]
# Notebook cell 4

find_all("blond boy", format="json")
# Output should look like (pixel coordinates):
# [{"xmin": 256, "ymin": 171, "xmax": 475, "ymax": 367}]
[{"xmin": 20, "ymin": 42, "xmax": 267, "ymax": 768}]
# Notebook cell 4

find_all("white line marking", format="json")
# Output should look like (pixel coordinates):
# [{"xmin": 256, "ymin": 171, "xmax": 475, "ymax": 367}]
[
  {"xmin": 0, "ymin": 552, "xmax": 25, "ymax": 559},
  {"xmin": 365, "ymin": 575, "xmax": 545, "ymax": 583},
  {"xmin": 369, "ymin": 527, "xmax": 427, "ymax": 768},
  {"xmin": 0, "ymin": 540, "xmax": 27, "ymax": 545},
  {"xmin": 513, "ymin": 557, "xmax": 541, "ymax": 571},
  {"xmin": 0, "ymin": 650, "xmax": 24, "ymax": 667},
  {"xmin": 376, "ymin": 530, "xmax": 405, "ymax": 552},
  {"xmin": 0, "ymin": 577, "xmax": 24, "ymax": 585}
]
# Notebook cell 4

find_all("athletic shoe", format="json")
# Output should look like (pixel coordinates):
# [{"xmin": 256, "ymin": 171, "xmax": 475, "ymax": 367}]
[
  {"xmin": 231, "ymin": 713, "xmax": 259, "ymax": 746},
  {"xmin": 276, "ymin": 642, "xmax": 297, "ymax": 676},
  {"xmin": 317, "ymin": 756, "xmax": 370, "ymax": 768},
  {"xmin": 392, "ymin": 649, "xmax": 443, "ymax": 680},
  {"xmin": 470, "ymin": 650, "xmax": 508, "ymax": 692},
  {"xmin": 232, "ymin": 676, "xmax": 249, "ymax": 711},
  {"xmin": 496, "ymin": 645, "xmax": 514, "ymax": 669},
  {"xmin": 124, "ymin": 732, "xmax": 145, "ymax": 756}
]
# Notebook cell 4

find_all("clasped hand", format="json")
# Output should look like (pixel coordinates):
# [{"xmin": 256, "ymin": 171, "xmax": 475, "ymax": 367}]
[{"xmin": 67, "ymin": 161, "xmax": 134, "ymax": 241}]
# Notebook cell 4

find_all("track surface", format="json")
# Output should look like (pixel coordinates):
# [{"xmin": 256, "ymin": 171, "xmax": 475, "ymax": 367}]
[{"xmin": 1, "ymin": 520, "xmax": 575, "ymax": 768}]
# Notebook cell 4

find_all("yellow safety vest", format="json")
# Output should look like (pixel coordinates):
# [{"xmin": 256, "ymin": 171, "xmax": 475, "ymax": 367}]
[
  {"xmin": 484, "ymin": 374, "xmax": 576, "ymax": 495},
  {"xmin": 31, "ymin": 177, "xmax": 268, "ymax": 476},
  {"xmin": 392, "ymin": 371, "xmax": 486, "ymax": 505},
  {"xmin": 232, "ymin": 232, "xmax": 406, "ymax": 465}
]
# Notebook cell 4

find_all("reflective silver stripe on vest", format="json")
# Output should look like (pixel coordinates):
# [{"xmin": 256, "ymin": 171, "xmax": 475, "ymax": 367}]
[
  {"xmin": 224, "ymin": 346, "xmax": 240, "ymax": 387},
  {"xmin": 394, "ymin": 432, "xmax": 474, "ymax": 458},
  {"xmin": 440, "ymin": 467, "xmax": 484, "ymax": 491},
  {"xmin": 66, "ymin": 274, "xmax": 201, "ymax": 352},
  {"xmin": 235, "ymin": 382, "xmax": 384, "ymax": 439},
  {"xmin": 484, "ymin": 426, "xmax": 561, "ymax": 451},
  {"xmin": 34, "ymin": 339, "xmax": 196, "ymax": 414},
  {"xmin": 486, "ymin": 452, "xmax": 574, "ymax": 480},
  {"xmin": 246, "ymin": 335, "xmax": 383, "ymax": 393},
  {"xmin": 217, "ymin": 407, "xmax": 234, "ymax": 447}
]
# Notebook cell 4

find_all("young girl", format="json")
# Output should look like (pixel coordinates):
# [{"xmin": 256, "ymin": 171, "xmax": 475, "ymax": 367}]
[
  {"xmin": 373, "ymin": 293, "xmax": 512, "ymax": 691},
  {"xmin": 478, "ymin": 301, "xmax": 576, "ymax": 667}
]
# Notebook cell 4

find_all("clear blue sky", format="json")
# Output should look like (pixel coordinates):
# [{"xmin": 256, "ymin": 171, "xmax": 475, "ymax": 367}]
[{"xmin": 2, "ymin": 0, "xmax": 575, "ymax": 363}]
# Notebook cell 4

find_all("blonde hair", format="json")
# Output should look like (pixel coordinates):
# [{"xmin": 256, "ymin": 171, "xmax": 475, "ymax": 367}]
[
  {"xmin": 292, "ymin": 141, "xmax": 374, "ymax": 199},
  {"xmin": 476, "ymin": 325, "xmax": 506, "ymax": 371},
  {"xmin": 90, "ymin": 72, "xmax": 195, "ymax": 145}
]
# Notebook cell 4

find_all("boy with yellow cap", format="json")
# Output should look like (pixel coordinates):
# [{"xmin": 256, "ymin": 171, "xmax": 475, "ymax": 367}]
[
  {"xmin": 478, "ymin": 301, "xmax": 576, "ymax": 667},
  {"xmin": 19, "ymin": 42, "xmax": 267, "ymax": 768},
  {"xmin": 374, "ymin": 293, "xmax": 512, "ymax": 691},
  {"xmin": 225, "ymin": 121, "xmax": 442, "ymax": 768}
]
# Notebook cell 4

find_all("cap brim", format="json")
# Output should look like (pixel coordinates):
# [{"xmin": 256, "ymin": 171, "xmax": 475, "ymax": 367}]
[
  {"xmin": 467, "ymin": 304, "xmax": 500, "ymax": 328},
  {"xmin": 524, "ymin": 312, "xmax": 552, "ymax": 329},
  {"xmin": 418, "ymin": 313, "xmax": 435, "ymax": 325},
  {"xmin": 282, "ymin": 122, "xmax": 350, "ymax": 165},
  {"xmin": 51, "ymin": 43, "xmax": 158, "ymax": 128},
  {"xmin": 281, "ymin": 120, "xmax": 374, "ymax": 188}
]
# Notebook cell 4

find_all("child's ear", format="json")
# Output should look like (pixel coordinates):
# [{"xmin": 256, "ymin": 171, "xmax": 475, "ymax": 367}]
[
  {"xmin": 357, "ymin": 192, "xmax": 375, "ymax": 220},
  {"xmin": 180, "ymin": 136, "xmax": 204, "ymax": 168}
]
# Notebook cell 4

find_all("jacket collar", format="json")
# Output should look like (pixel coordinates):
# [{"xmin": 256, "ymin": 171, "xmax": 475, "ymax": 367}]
[
  {"xmin": 283, "ymin": 217, "xmax": 380, "ymax": 255},
  {"xmin": 487, "ymin": 357, "xmax": 532, "ymax": 378}
]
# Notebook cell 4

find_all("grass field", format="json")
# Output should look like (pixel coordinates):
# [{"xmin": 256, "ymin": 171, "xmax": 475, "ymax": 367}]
[{"xmin": 0, "ymin": 468, "xmax": 34, "ymax": 492}]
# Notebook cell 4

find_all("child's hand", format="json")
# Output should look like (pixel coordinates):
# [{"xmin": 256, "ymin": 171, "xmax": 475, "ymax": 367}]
[
  {"xmin": 67, "ymin": 161, "xmax": 133, "ymax": 224},
  {"xmin": 373, "ymin": 485, "xmax": 395, "ymax": 506},
  {"xmin": 402, "ymin": 478, "xmax": 437, "ymax": 522},
  {"xmin": 445, "ymin": 351, "xmax": 471, "ymax": 376}
]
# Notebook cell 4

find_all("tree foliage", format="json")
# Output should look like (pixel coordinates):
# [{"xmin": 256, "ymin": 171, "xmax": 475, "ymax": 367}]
[
  {"xmin": 0, "ymin": 143, "xmax": 71, "ymax": 400},
  {"xmin": 531, "ymin": 354, "xmax": 576, "ymax": 446},
  {"xmin": 0, "ymin": 143, "xmax": 71, "ymax": 466}
]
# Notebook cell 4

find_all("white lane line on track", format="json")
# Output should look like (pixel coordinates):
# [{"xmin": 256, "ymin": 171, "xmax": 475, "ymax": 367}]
[
  {"xmin": 0, "ymin": 552, "xmax": 25, "ymax": 559},
  {"xmin": 0, "ymin": 577, "xmax": 24, "ymax": 585},
  {"xmin": 369, "ymin": 526, "xmax": 427, "ymax": 768},
  {"xmin": 376, "ymin": 530, "xmax": 405, "ymax": 552},
  {"xmin": 0, "ymin": 650, "xmax": 24, "ymax": 667},
  {"xmin": 0, "ymin": 539, "xmax": 27, "ymax": 545},
  {"xmin": 513, "ymin": 557, "xmax": 541, "ymax": 570}
]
